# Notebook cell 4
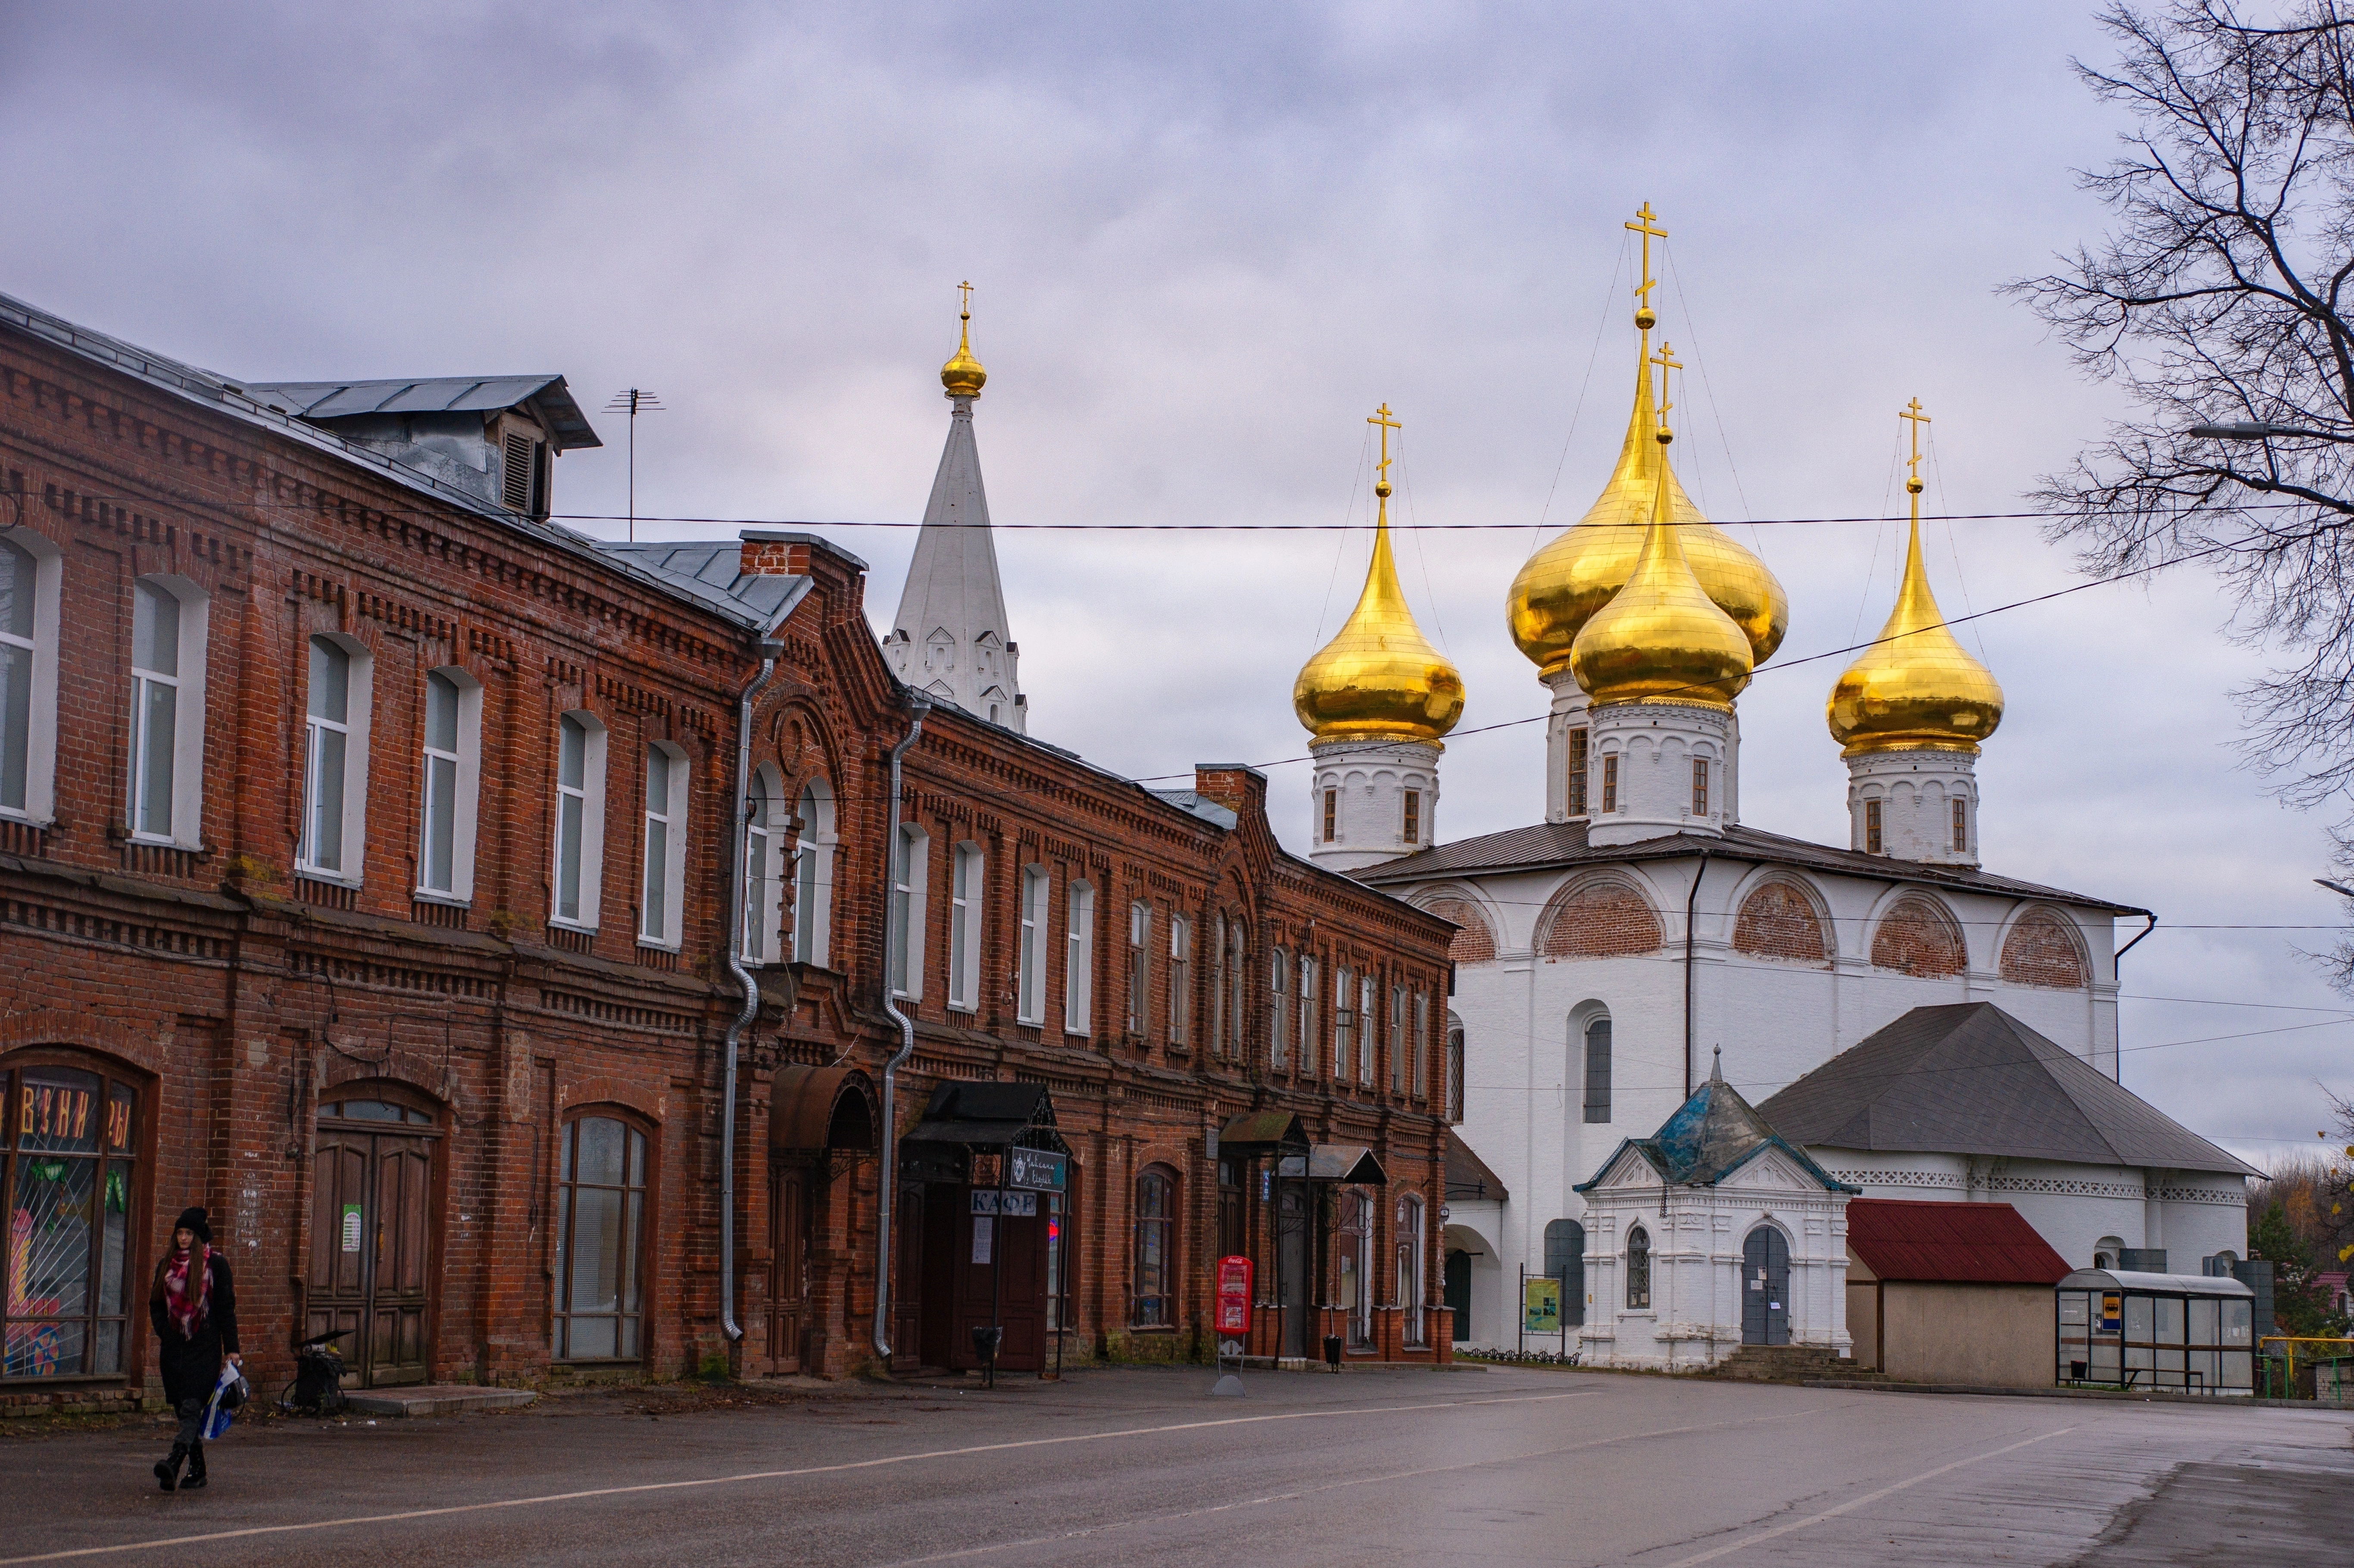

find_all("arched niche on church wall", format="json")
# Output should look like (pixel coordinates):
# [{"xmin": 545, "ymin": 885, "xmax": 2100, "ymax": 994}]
[
  {"xmin": 1998, "ymin": 905, "xmax": 2090, "ymax": 990},
  {"xmin": 1537, "ymin": 873, "xmax": 1664, "ymax": 959},
  {"xmin": 1867, "ymin": 892, "xmax": 1967, "ymax": 978},
  {"xmin": 1416, "ymin": 893, "xmax": 1498, "ymax": 965},
  {"xmin": 1730, "ymin": 875, "xmax": 1833, "ymax": 968}
]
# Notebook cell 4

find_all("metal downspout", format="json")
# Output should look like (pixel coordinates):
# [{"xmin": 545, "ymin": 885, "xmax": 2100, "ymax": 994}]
[
  {"xmin": 873, "ymin": 696, "xmax": 930, "ymax": 1362},
  {"xmin": 1684, "ymin": 849, "xmax": 1711, "ymax": 1099},
  {"xmin": 2110, "ymin": 912, "xmax": 2159, "ymax": 1082},
  {"xmin": 719, "ymin": 642, "xmax": 782, "ymax": 1345}
]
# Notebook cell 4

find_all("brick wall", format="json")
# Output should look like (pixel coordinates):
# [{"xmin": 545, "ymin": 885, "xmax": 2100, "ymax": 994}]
[
  {"xmin": 1869, "ymin": 895, "xmax": 1966, "ymax": 978},
  {"xmin": 1420, "ymin": 897, "xmax": 1495, "ymax": 964},
  {"xmin": 1998, "ymin": 909, "xmax": 2088, "ymax": 989},
  {"xmin": 1538, "ymin": 878, "xmax": 1663, "ymax": 958},
  {"xmin": 1732, "ymin": 879, "xmax": 1831, "ymax": 966}
]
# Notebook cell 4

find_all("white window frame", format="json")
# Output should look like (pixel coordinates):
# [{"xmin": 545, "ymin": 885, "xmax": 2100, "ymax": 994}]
[
  {"xmin": 1333, "ymin": 966, "xmax": 1353, "ymax": 1080},
  {"xmin": 1297, "ymin": 954, "xmax": 1319, "ymax": 1079},
  {"xmin": 1017, "ymin": 865, "xmax": 1050, "ymax": 1024},
  {"xmin": 791, "ymin": 778, "xmax": 836, "ymax": 966},
  {"xmin": 127, "ymin": 575, "xmax": 209, "ymax": 848},
  {"xmin": 739, "ymin": 764, "xmax": 791, "ymax": 965},
  {"xmin": 1126, "ymin": 900, "xmax": 1150, "ymax": 1036},
  {"xmin": 551, "ymin": 710, "xmax": 609, "ymax": 930},
  {"xmin": 1268, "ymin": 947, "xmax": 1290, "ymax": 1071},
  {"xmin": 1065, "ymin": 880, "xmax": 1095, "ymax": 1037},
  {"xmin": 888, "ymin": 823, "xmax": 930, "ymax": 1001},
  {"xmin": 1413, "ymin": 990, "xmax": 1430, "ymax": 1100},
  {"xmin": 0, "ymin": 530, "xmax": 62, "ymax": 824},
  {"xmin": 415, "ymin": 666, "xmax": 482, "ymax": 903},
  {"xmin": 297, "ymin": 633, "xmax": 373, "ymax": 885},
  {"xmin": 1209, "ymin": 913, "xmax": 1228, "ymax": 1059},
  {"xmin": 947, "ymin": 842, "xmax": 984, "ymax": 1011},
  {"xmin": 1389, "ymin": 982, "xmax": 1407, "ymax": 1094},
  {"xmin": 639, "ymin": 741, "xmax": 689, "ymax": 950},
  {"xmin": 1168, "ymin": 912, "xmax": 1193, "ymax": 1047},
  {"xmin": 1359, "ymin": 973, "xmax": 1377, "ymax": 1087}
]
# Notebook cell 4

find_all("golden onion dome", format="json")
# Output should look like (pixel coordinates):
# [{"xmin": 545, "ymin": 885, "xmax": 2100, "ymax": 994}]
[
  {"xmin": 1568, "ymin": 426, "xmax": 1753, "ymax": 709},
  {"xmin": 1294, "ymin": 491, "xmax": 1467, "ymax": 746},
  {"xmin": 1507, "ymin": 358, "xmax": 1788, "ymax": 676},
  {"xmin": 941, "ymin": 310, "xmax": 987, "ymax": 399},
  {"xmin": 1827, "ymin": 510, "xmax": 2003, "ymax": 754}
]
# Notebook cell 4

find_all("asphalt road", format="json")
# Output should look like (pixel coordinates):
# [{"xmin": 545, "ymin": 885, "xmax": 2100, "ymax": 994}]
[{"xmin": 5, "ymin": 1368, "xmax": 2350, "ymax": 1566}]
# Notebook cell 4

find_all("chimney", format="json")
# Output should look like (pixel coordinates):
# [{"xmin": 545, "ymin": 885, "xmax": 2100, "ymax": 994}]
[
  {"xmin": 1193, "ymin": 763, "xmax": 1268, "ymax": 820},
  {"xmin": 740, "ymin": 530, "xmax": 812, "ymax": 577}
]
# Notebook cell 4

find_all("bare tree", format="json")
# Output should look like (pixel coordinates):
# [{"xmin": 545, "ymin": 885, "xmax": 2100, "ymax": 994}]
[{"xmin": 2010, "ymin": 3, "xmax": 2354, "ymax": 870}]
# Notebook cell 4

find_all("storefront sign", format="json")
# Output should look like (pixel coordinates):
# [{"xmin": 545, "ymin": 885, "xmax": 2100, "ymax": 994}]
[
  {"xmin": 971, "ymin": 1190, "xmax": 1037, "ymax": 1218},
  {"xmin": 1216, "ymin": 1255, "xmax": 1253, "ymax": 1334},
  {"xmin": 972, "ymin": 1216, "xmax": 994, "ymax": 1265},
  {"xmin": 340, "ymin": 1203, "xmax": 363, "ymax": 1254},
  {"xmin": 1008, "ymin": 1148, "xmax": 1066, "ymax": 1193},
  {"xmin": 1524, "ymin": 1277, "xmax": 1561, "ymax": 1334},
  {"xmin": 2098, "ymin": 1291, "xmax": 2123, "ymax": 1333}
]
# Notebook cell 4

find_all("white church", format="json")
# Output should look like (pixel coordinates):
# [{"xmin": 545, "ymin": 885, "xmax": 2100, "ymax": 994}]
[{"xmin": 1287, "ymin": 206, "xmax": 2258, "ymax": 1365}]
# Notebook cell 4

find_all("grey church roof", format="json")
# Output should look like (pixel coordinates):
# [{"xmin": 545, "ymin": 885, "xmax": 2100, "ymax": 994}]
[
  {"xmin": 1757, "ymin": 1003, "xmax": 2259, "ymax": 1177},
  {"xmin": 1576, "ymin": 1069, "xmax": 1853, "ymax": 1194},
  {"xmin": 1356, "ymin": 818, "xmax": 2145, "ymax": 915},
  {"xmin": 237, "ymin": 375, "xmax": 603, "ymax": 449}
]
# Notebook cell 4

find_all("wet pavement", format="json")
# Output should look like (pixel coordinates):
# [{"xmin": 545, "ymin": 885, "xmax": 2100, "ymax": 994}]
[{"xmin": 3, "ymin": 1365, "xmax": 2348, "ymax": 1566}]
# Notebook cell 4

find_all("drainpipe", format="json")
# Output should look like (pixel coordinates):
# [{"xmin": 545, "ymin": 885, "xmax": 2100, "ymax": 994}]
[
  {"xmin": 2111, "ymin": 912, "xmax": 2158, "ymax": 1083},
  {"xmin": 873, "ymin": 695, "xmax": 931, "ymax": 1362},
  {"xmin": 719, "ymin": 640, "xmax": 784, "ymax": 1345},
  {"xmin": 1683, "ymin": 849, "xmax": 1711, "ymax": 1099}
]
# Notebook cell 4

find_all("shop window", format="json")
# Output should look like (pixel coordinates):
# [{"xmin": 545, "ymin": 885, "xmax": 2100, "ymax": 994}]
[
  {"xmin": 552, "ymin": 712, "xmax": 608, "ymax": 929},
  {"xmin": 1133, "ymin": 1166, "xmax": 1177, "ymax": 1327},
  {"xmin": 0, "ymin": 533, "xmax": 61, "ymax": 823},
  {"xmin": 1, "ymin": 1058, "xmax": 140, "ymax": 1379},
  {"xmin": 791, "ymin": 778, "xmax": 835, "ymax": 966},
  {"xmin": 299, "ymin": 634, "xmax": 372, "ymax": 882},
  {"xmin": 553, "ymin": 1114, "xmax": 649, "ymax": 1361},
  {"xmin": 1339, "ymin": 1188, "xmax": 1374, "ymax": 1349}
]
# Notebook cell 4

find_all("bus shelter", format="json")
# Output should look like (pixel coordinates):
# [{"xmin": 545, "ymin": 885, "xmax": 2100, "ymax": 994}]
[{"xmin": 2054, "ymin": 1267, "xmax": 2254, "ymax": 1395}]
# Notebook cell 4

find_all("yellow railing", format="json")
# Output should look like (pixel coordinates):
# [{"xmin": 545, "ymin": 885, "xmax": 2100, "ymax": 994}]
[{"xmin": 2258, "ymin": 1334, "xmax": 2354, "ymax": 1395}]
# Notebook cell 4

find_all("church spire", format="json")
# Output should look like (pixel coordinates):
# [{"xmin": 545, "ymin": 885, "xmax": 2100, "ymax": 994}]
[{"xmin": 886, "ymin": 284, "xmax": 1027, "ymax": 732}]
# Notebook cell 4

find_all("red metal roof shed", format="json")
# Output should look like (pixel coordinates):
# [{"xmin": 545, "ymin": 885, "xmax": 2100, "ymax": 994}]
[{"xmin": 1845, "ymin": 1199, "xmax": 2071, "ymax": 1285}]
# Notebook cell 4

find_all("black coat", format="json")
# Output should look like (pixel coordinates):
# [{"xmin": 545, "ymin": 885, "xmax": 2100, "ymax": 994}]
[{"xmin": 149, "ymin": 1250, "xmax": 239, "ymax": 1407}]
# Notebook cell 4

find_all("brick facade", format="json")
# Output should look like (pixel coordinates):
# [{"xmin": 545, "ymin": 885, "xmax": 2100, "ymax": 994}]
[
  {"xmin": 1731, "ymin": 878, "xmax": 1831, "ymax": 966},
  {"xmin": 0, "ymin": 298, "xmax": 1454, "ymax": 1409},
  {"xmin": 1998, "ymin": 907, "xmax": 2088, "ymax": 989},
  {"xmin": 1538, "ymin": 875, "xmax": 1663, "ymax": 957},
  {"xmin": 1869, "ymin": 894, "xmax": 1967, "ymax": 978}
]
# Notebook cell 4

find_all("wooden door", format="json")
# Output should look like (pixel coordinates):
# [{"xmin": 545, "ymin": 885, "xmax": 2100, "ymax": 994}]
[
  {"xmin": 950, "ymin": 1204, "xmax": 1046, "ymax": 1372},
  {"xmin": 306, "ymin": 1126, "xmax": 435, "ymax": 1387},
  {"xmin": 769, "ymin": 1166, "xmax": 808, "ymax": 1373},
  {"xmin": 892, "ymin": 1185, "xmax": 925, "ymax": 1372}
]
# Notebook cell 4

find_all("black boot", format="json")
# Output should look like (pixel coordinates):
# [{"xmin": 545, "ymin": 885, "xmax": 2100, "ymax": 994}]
[
  {"xmin": 154, "ymin": 1442, "xmax": 186, "ymax": 1492},
  {"xmin": 181, "ymin": 1442, "xmax": 207, "ymax": 1490}
]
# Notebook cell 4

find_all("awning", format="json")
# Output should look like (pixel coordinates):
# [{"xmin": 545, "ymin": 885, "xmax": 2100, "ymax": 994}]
[
  {"xmin": 770, "ymin": 1065, "xmax": 877, "ymax": 1153},
  {"xmin": 1310, "ymin": 1144, "xmax": 1388, "ymax": 1185},
  {"xmin": 901, "ymin": 1081, "xmax": 1071, "ymax": 1155},
  {"xmin": 1444, "ymin": 1129, "xmax": 1508, "ymax": 1202},
  {"xmin": 1216, "ymin": 1110, "xmax": 1312, "ymax": 1159}
]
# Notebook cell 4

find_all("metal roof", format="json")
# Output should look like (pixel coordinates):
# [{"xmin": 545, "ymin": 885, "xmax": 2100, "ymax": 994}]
[
  {"xmin": 1578, "ymin": 1071, "xmax": 1853, "ymax": 1194},
  {"xmin": 1845, "ymin": 1198, "xmax": 2071, "ymax": 1284},
  {"xmin": 1759, "ymin": 1003, "xmax": 2259, "ymax": 1176},
  {"xmin": 591, "ymin": 539, "xmax": 814, "ymax": 633},
  {"xmin": 1310, "ymin": 1144, "xmax": 1388, "ymax": 1184},
  {"xmin": 1444, "ymin": 1130, "xmax": 1509, "ymax": 1202},
  {"xmin": 237, "ymin": 375, "xmax": 603, "ymax": 449},
  {"xmin": 901, "ymin": 1081, "xmax": 1070, "ymax": 1154},
  {"xmin": 1356, "ymin": 819, "xmax": 2145, "ymax": 916},
  {"xmin": 2056, "ymin": 1266, "xmax": 2253, "ymax": 1298}
]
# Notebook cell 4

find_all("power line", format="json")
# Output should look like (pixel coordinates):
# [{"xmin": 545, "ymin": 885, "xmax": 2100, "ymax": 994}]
[{"xmin": 542, "ymin": 502, "xmax": 2322, "ymax": 531}]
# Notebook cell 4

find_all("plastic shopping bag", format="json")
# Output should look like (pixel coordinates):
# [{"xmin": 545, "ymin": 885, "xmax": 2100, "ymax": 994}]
[{"xmin": 200, "ymin": 1364, "xmax": 249, "ymax": 1441}]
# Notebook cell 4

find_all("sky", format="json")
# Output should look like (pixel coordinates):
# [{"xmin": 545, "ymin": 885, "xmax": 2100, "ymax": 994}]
[{"xmin": 8, "ymin": 1, "xmax": 2348, "ymax": 1176}]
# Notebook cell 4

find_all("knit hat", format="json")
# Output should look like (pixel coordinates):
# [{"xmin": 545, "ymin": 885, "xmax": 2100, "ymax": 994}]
[{"xmin": 173, "ymin": 1206, "xmax": 212, "ymax": 1244}]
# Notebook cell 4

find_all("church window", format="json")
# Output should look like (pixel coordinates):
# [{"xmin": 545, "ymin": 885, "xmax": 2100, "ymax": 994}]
[
  {"xmin": 1566, "ymin": 727, "xmax": 1589, "ymax": 817},
  {"xmin": 1444, "ymin": 1014, "xmax": 1464, "ymax": 1123},
  {"xmin": 1133, "ymin": 1166, "xmax": 1177, "ymax": 1327},
  {"xmin": 1127, "ymin": 901, "xmax": 1150, "ymax": 1036},
  {"xmin": 1952, "ymin": 798, "xmax": 1968, "ymax": 852},
  {"xmin": 1581, "ymin": 1015, "xmax": 1612, "ymax": 1123},
  {"xmin": 1691, "ymin": 758, "xmax": 1708, "ymax": 818},
  {"xmin": 1402, "ymin": 790, "xmax": 1420, "ymax": 845},
  {"xmin": 1269, "ymin": 948, "xmax": 1290, "ymax": 1070},
  {"xmin": 1322, "ymin": 788, "xmax": 1337, "ymax": 844},
  {"xmin": 1626, "ymin": 1225, "xmax": 1652, "ymax": 1309},
  {"xmin": 1864, "ymin": 798, "xmax": 1884, "ymax": 854},
  {"xmin": 1168, "ymin": 914, "xmax": 1193, "ymax": 1046},
  {"xmin": 1600, "ymin": 754, "xmax": 1619, "ymax": 814}
]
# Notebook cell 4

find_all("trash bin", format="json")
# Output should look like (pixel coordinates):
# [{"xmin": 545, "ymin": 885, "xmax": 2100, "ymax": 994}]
[
  {"xmin": 970, "ymin": 1325, "xmax": 1005, "ymax": 1387},
  {"xmin": 1322, "ymin": 1334, "xmax": 1343, "ymax": 1372}
]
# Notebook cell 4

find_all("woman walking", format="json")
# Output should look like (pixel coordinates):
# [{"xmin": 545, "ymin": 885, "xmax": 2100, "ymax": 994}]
[{"xmin": 149, "ymin": 1205, "xmax": 239, "ymax": 1492}]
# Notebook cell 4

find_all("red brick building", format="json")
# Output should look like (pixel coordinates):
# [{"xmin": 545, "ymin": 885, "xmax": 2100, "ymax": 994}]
[{"xmin": 0, "ymin": 291, "xmax": 1455, "ymax": 1410}]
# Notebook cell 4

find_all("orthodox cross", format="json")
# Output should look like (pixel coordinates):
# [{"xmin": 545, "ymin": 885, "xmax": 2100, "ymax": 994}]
[
  {"xmin": 1368, "ymin": 403, "xmax": 1401, "ymax": 496},
  {"xmin": 1900, "ymin": 396, "xmax": 1931, "ymax": 493},
  {"xmin": 1649, "ymin": 341, "xmax": 1682, "ymax": 430},
  {"xmin": 958, "ymin": 279, "xmax": 974, "ymax": 321},
  {"xmin": 1625, "ymin": 201, "xmax": 1668, "ymax": 321}
]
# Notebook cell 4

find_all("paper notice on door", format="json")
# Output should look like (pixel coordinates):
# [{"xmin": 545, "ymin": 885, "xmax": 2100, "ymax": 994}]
[
  {"xmin": 972, "ymin": 1216, "xmax": 994, "ymax": 1265},
  {"xmin": 340, "ymin": 1203, "xmax": 363, "ymax": 1253}
]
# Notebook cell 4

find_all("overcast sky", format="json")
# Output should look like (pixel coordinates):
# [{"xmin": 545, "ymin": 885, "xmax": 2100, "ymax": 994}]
[{"xmin": 10, "ymin": 2, "xmax": 2348, "ymax": 1174}]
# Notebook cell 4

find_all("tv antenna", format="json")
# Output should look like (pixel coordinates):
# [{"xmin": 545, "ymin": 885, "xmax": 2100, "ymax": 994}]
[{"xmin": 603, "ymin": 388, "xmax": 666, "ymax": 540}]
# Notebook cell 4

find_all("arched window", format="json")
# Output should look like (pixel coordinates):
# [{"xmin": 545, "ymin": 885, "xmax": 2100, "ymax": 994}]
[
  {"xmin": 1133, "ymin": 1166, "xmax": 1178, "ymax": 1327},
  {"xmin": 1445, "ymin": 1013, "xmax": 1465, "ymax": 1123},
  {"xmin": 1268, "ymin": 947, "xmax": 1290, "ymax": 1071},
  {"xmin": 1543, "ymin": 1219, "xmax": 1587, "ymax": 1327},
  {"xmin": 0, "ymin": 532, "xmax": 62, "ymax": 825},
  {"xmin": 2093, "ymin": 1235, "xmax": 2124, "ymax": 1271},
  {"xmin": 740, "ymin": 765, "xmax": 789, "ymax": 965},
  {"xmin": 791, "ymin": 778, "xmax": 836, "ymax": 966},
  {"xmin": 1397, "ymin": 1194, "xmax": 1427, "ymax": 1346},
  {"xmin": 1580, "ymin": 1014, "xmax": 1613, "ymax": 1124},
  {"xmin": 1626, "ymin": 1224, "xmax": 1652, "ymax": 1310},
  {"xmin": 1227, "ymin": 919, "xmax": 1247, "ymax": 1063},
  {"xmin": 554, "ymin": 1113, "xmax": 651, "ymax": 1361},
  {"xmin": 0, "ymin": 1056, "xmax": 140, "ymax": 1378}
]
